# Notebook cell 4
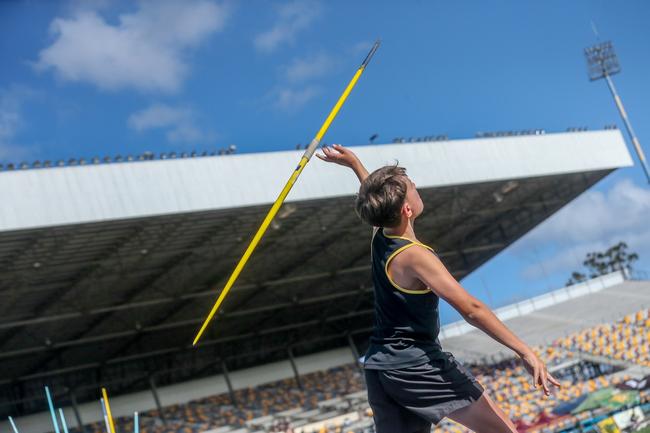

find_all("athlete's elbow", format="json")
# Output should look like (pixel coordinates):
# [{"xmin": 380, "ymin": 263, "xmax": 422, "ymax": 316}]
[{"xmin": 461, "ymin": 298, "xmax": 485, "ymax": 323}]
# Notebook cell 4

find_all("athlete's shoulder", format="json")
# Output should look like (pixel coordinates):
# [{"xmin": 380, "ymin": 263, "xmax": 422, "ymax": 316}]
[{"xmin": 396, "ymin": 241, "xmax": 438, "ymax": 265}]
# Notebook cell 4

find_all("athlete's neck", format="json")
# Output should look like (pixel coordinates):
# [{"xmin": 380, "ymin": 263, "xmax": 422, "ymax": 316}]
[{"xmin": 382, "ymin": 217, "xmax": 418, "ymax": 241}]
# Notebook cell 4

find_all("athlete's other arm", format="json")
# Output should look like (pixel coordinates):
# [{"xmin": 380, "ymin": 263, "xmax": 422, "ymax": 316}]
[{"xmin": 403, "ymin": 246, "xmax": 562, "ymax": 396}]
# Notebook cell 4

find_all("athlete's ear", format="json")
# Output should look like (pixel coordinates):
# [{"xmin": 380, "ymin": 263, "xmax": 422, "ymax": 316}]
[{"xmin": 403, "ymin": 201, "xmax": 413, "ymax": 219}]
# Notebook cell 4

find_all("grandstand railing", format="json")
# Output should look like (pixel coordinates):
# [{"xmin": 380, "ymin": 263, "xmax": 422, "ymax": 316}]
[
  {"xmin": 439, "ymin": 270, "xmax": 626, "ymax": 339},
  {"xmin": 628, "ymin": 269, "xmax": 649, "ymax": 281}
]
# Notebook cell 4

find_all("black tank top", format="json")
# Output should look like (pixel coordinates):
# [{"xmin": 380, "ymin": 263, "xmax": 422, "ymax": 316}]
[{"xmin": 363, "ymin": 227, "xmax": 443, "ymax": 370}]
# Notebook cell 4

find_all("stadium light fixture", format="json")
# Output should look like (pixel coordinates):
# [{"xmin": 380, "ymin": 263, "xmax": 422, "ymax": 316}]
[
  {"xmin": 585, "ymin": 40, "xmax": 650, "ymax": 183},
  {"xmin": 192, "ymin": 40, "xmax": 381, "ymax": 346}
]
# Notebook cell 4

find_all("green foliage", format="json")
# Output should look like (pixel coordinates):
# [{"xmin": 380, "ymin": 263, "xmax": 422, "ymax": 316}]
[{"xmin": 566, "ymin": 241, "xmax": 639, "ymax": 286}]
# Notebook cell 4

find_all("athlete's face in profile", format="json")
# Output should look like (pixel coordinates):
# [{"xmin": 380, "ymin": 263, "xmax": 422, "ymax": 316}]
[{"xmin": 404, "ymin": 176, "xmax": 424, "ymax": 219}]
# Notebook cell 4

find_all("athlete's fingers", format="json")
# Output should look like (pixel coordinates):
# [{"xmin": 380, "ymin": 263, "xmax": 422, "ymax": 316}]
[
  {"xmin": 547, "ymin": 372, "xmax": 562, "ymax": 388},
  {"xmin": 321, "ymin": 146, "xmax": 334, "ymax": 159},
  {"xmin": 541, "ymin": 367, "xmax": 550, "ymax": 395},
  {"xmin": 532, "ymin": 361, "xmax": 540, "ymax": 388}
]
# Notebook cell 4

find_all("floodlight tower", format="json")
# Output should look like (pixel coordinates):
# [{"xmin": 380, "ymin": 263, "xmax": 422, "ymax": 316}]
[{"xmin": 584, "ymin": 41, "xmax": 650, "ymax": 183}]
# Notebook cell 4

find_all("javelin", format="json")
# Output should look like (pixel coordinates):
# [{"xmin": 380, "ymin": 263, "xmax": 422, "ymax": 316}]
[{"xmin": 192, "ymin": 40, "xmax": 381, "ymax": 346}]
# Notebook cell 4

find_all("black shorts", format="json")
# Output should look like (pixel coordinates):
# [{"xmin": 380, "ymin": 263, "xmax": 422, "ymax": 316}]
[{"xmin": 363, "ymin": 351, "xmax": 485, "ymax": 433}]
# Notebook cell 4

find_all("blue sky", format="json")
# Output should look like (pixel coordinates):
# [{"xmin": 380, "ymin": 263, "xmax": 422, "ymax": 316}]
[{"xmin": 1, "ymin": 0, "xmax": 649, "ymax": 325}]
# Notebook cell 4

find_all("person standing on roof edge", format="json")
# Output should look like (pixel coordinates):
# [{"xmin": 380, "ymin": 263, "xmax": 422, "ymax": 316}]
[{"xmin": 316, "ymin": 143, "xmax": 561, "ymax": 433}]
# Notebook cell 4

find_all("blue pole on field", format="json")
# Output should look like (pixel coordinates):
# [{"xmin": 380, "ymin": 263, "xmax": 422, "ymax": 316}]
[
  {"xmin": 134, "ymin": 411, "xmax": 139, "ymax": 433},
  {"xmin": 100, "ymin": 398, "xmax": 111, "ymax": 433},
  {"xmin": 58, "ymin": 408, "xmax": 70, "ymax": 433},
  {"xmin": 8, "ymin": 416, "xmax": 20, "ymax": 433},
  {"xmin": 45, "ymin": 386, "xmax": 61, "ymax": 433}
]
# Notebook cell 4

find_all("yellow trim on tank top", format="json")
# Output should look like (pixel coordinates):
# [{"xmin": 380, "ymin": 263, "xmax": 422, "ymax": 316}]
[
  {"xmin": 381, "ymin": 229, "xmax": 437, "ymax": 254},
  {"xmin": 384, "ymin": 243, "xmax": 432, "ymax": 295}
]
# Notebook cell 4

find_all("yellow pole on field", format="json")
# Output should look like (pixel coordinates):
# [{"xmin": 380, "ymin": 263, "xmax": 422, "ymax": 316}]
[
  {"xmin": 101, "ymin": 388, "xmax": 117, "ymax": 433},
  {"xmin": 192, "ymin": 40, "xmax": 381, "ymax": 346}
]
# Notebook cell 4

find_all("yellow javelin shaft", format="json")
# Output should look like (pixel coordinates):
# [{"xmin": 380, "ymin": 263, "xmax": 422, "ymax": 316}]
[
  {"xmin": 101, "ymin": 388, "xmax": 116, "ymax": 433},
  {"xmin": 192, "ymin": 41, "xmax": 380, "ymax": 346}
]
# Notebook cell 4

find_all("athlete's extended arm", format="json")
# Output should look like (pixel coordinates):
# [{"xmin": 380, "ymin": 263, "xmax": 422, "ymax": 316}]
[
  {"xmin": 403, "ymin": 246, "xmax": 562, "ymax": 396},
  {"xmin": 315, "ymin": 144, "xmax": 369, "ymax": 183}
]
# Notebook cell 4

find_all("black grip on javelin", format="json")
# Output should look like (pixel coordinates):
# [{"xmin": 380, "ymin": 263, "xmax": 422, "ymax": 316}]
[{"xmin": 361, "ymin": 40, "xmax": 381, "ymax": 68}]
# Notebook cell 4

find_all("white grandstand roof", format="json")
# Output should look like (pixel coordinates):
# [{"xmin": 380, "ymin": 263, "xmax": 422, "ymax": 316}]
[{"xmin": 0, "ymin": 129, "xmax": 632, "ymax": 232}]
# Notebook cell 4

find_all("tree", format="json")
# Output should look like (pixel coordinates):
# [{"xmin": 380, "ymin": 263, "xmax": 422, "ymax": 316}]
[
  {"xmin": 566, "ymin": 271, "xmax": 586, "ymax": 287},
  {"xmin": 565, "ymin": 241, "xmax": 639, "ymax": 286}
]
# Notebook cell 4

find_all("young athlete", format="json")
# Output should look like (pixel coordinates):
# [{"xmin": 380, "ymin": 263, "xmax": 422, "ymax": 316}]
[{"xmin": 316, "ymin": 144, "xmax": 561, "ymax": 433}]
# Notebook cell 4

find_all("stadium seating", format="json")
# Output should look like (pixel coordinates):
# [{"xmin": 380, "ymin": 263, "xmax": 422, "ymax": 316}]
[
  {"xmin": 555, "ymin": 308, "xmax": 650, "ymax": 367},
  {"xmin": 67, "ymin": 308, "xmax": 650, "ymax": 433}
]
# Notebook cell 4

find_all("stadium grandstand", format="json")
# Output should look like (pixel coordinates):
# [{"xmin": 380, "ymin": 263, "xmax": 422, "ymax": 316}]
[{"xmin": 1, "ymin": 128, "xmax": 649, "ymax": 433}]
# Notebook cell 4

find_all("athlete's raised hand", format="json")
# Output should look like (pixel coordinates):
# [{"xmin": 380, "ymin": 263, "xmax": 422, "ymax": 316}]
[
  {"xmin": 519, "ymin": 349, "xmax": 562, "ymax": 396},
  {"xmin": 316, "ymin": 144, "xmax": 369, "ymax": 183},
  {"xmin": 315, "ymin": 144, "xmax": 359, "ymax": 169}
]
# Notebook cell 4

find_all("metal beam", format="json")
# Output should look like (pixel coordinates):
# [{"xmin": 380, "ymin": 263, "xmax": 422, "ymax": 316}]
[
  {"xmin": 0, "ymin": 308, "xmax": 375, "ymax": 376},
  {"xmin": 70, "ymin": 391, "xmax": 85, "ymax": 433},
  {"xmin": 0, "ymin": 289, "xmax": 375, "ymax": 360},
  {"xmin": 148, "ymin": 375, "xmax": 166, "ymax": 425},
  {"xmin": 287, "ymin": 347, "xmax": 302, "ymax": 390},
  {"xmin": 0, "ymin": 323, "xmax": 375, "ymax": 387},
  {"xmin": 0, "ymin": 264, "xmax": 372, "ymax": 330},
  {"xmin": 220, "ymin": 360, "xmax": 237, "ymax": 406}
]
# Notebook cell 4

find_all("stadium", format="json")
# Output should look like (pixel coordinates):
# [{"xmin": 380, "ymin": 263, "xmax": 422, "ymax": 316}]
[{"xmin": 1, "ymin": 128, "xmax": 649, "ymax": 433}]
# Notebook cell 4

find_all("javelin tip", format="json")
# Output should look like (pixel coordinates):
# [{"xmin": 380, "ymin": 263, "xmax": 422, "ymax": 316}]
[{"xmin": 361, "ymin": 39, "xmax": 381, "ymax": 68}]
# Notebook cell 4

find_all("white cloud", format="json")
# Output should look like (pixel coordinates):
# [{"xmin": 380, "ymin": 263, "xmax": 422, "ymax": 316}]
[
  {"xmin": 128, "ymin": 103, "xmax": 213, "ymax": 143},
  {"xmin": 516, "ymin": 177, "xmax": 650, "ymax": 279},
  {"xmin": 269, "ymin": 52, "xmax": 332, "ymax": 111},
  {"xmin": 273, "ymin": 86, "xmax": 319, "ymax": 111},
  {"xmin": 36, "ymin": 0, "xmax": 228, "ymax": 93},
  {"xmin": 284, "ymin": 52, "xmax": 332, "ymax": 83},
  {"xmin": 254, "ymin": 0, "xmax": 321, "ymax": 53}
]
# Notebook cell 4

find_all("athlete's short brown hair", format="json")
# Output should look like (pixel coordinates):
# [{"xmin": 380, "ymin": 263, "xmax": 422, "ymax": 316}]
[{"xmin": 354, "ymin": 162, "xmax": 408, "ymax": 228}]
